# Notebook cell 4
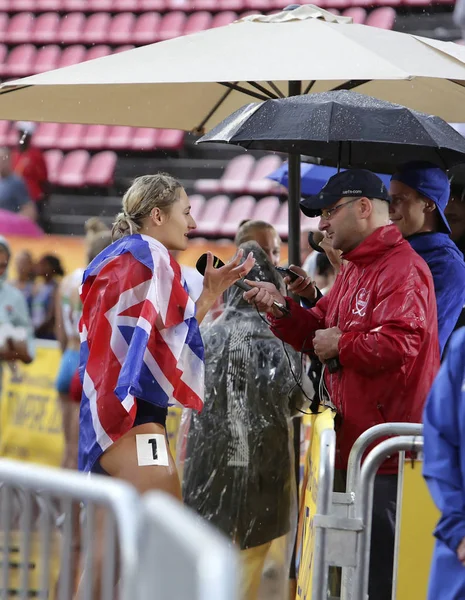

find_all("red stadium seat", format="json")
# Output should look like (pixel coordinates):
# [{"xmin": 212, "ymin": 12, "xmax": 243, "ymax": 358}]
[
  {"xmin": 184, "ymin": 12, "xmax": 212, "ymax": 35},
  {"xmin": 5, "ymin": 12, "xmax": 35, "ymax": 45},
  {"xmin": 195, "ymin": 195, "xmax": 230, "ymax": 236},
  {"xmin": 130, "ymin": 127, "xmax": 158, "ymax": 150},
  {"xmin": 365, "ymin": 7, "xmax": 395, "ymax": 29},
  {"xmin": 343, "ymin": 7, "xmax": 367, "ymax": 23},
  {"xmin": 188, "ymin": 194, "xmax": 206, "ymax": 222},
  {"xmin": 85, "ymin": 45, "xmax": 111, "ymax": 61},
  {"xmin": 5, "ymin": 44, "xmax": 36, "ymax": 77},
  {"xmin": 57, "ymin": 150, "xmax": 89, "ymax": 188},
  {"xmin": 58, "ymin": 13, "xmax": 86, "ymax": 45},
  {"xmin": 108, "ymin": 13, "xmax": 136, "ymax": 45},
  {"xmin": 246, "ymin": 154, "xmax": 282, "ymax": 194},
  {"xmin": 139, "ymin": 0, "xmax": 166, "ymax": 9},
  {"xmin": 107, "ymin": 126, "xmax": 133, "ymax": 150},
  {"xmin": 158, "ymin": 12, "xmax": 186, "ymax": 41},
  {"xmin": 211, "ymin": 11, "xmax": 238, "ymax": 27},
  {"xmin": 251, "ymin": 195, "xmax": 280, "ymax": 223},
  {"xmin": 82, "ymin": 13, "xmax": 112, "ymax": 45},
  {"xmin": 221, "ymin": 154, "xmax": 256, "ymax": 194},
  {"xmin": 273, "ymin": 201, "xmax": 288, "ymax": 239},
  {"xmin": 56, "ymin": 123, "xmax": 87, "ymax": 150},
  {"xmin": 44, "ymin": 149, "xmax": 63, "ymax": 186},
  {"xmin": 58, "ymin": 44, "xmax": 86, "ymax": 67},
  {"xmin": 33, "ymin": 45, "xmax": 61, "ymax": 73},
  {"xmin": 85, "ymin": 151, "xmax": 117, "ymax": 186},
  {"xmin": 157, "ymin": 129, "xmax": 184, "ymax": 150},
  {"xmin": 32, "ymin": 12, "xmax": 60, "ymax": 44},
  {"xmin": 132, "ymin": 13, "xmax": 161, "ymax": 45},
  {"xmin": 34, "ymin": 123, "xmax": 62, "ymax": 149},
  {"xmin": 0, "ymin": 44, "xmax": 8, "ymax": 77},
  {"xmin": 0, "ymin": 121, "xmax": 11, "ymax": 147},
  {"xmin": 82, "ymin": 125, "xmax": 110, "ymax": 149},
  {"xmin": 221, "ymin": 195, "xmax": 256, "ymax": 237},
  {"xmin": 38, "ymin": 0, "xmax": 62, "ymax": 9}
]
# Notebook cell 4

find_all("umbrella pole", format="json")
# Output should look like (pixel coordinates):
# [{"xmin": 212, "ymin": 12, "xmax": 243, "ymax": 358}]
[{"xmin": 288, "ymin": 79, "xmax": 302, "ymax": 586}]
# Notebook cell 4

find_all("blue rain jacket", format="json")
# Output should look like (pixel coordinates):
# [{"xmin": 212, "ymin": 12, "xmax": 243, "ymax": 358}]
[
  {"xmin": 424, "ymin": 328, "xmax": 465, "ymax": 599},
  {"xmin": 408, "ymin": 232, "xmax": 465, "ymax": 356}
]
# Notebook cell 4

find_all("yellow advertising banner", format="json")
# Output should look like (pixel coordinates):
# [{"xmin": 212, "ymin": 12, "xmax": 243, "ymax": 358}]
[
  {"xmin": 0, "ymin": 340, "xmax": 64, "ymax": 466},
  {"xmin": 296, "ymin": 409, "xmax": 335, "ymax": 600}
]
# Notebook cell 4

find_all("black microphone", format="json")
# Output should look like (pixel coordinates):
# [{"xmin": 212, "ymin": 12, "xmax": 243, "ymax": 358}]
[
  {"xmin": 326, "ymin": 357, "xmax": 342, "ymax": 373},
  {"xmin": 196, "ymin": 253, "xmax": 290, "ymax": 316}
]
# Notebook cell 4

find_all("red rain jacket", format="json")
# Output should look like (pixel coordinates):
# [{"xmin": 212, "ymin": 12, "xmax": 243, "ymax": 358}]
[{"xmin": 269, "ymin": 225, "xmax": 440, "ymax": 473}]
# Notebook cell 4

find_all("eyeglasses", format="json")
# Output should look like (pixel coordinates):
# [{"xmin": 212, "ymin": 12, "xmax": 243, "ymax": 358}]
[{"xmin": 320, "ymin": 198, "xmax": 360, "ymax": 220}]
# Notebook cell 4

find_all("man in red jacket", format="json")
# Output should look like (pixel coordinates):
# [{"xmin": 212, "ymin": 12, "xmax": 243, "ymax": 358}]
[{"xmin": 243, "ymin": 169, "xmax": 440, "ymax": 600}]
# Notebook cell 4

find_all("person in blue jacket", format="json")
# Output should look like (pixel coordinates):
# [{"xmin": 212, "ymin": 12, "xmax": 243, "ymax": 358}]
[
  {"xmin": 423, "ymin": 328, "xmax": 465, "ymax": 599},
  {"xmin": 390, "ymin": 161, "xmax": 465, "ymax": 356}
]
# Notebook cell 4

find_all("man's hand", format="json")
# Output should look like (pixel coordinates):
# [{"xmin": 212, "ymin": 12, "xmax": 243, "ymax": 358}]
[
  {"xmin": 285, "ymin": 265, "xmax": 317, "ymax": 301},
  {"xmin": 457, "ymin": 537, "xmax": 465, "ymax": 566},
  {"xmin": 243, "ymin": 281, "xmax": 287, "ymax": 317},
  {"xmin": 313, "ymin": 327, "xmax": 342, "ymax": 362}
]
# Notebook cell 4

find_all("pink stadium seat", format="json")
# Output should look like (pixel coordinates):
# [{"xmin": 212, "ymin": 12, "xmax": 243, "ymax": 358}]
[
  {"xmin": 38, "ymin": 0, "xmax": 62, "ymax": 9},
  {"xmin": 158, "ymin": 12, "xmax": 186, "ymax": 41},
  {"xmin": 0, "ymin": 45, "xmax": 8, "ymax": 77},
  {"xmin": 113, "ymin": 44, "xmax": 135, "ymax": 53},
  {"xmin": 107, "ymin": 126, "xmax": 133, "ymax": 150},
  {"xmin": 193, "ymin": 0, "xmax": 217, "ymax": 9},
  {"xmin": 85, "ymin": 151, "xmax": 117, "ymax": 187},
  {"xmin": 244, "ymin": 0, "xmax": 271, "ymax": 9},
  {"xmin": 5, "ymin": 44, "xmax": 36, "ymax": 77},
  {"xmin": 115, "ymin": 0, "xmax": 141, "ymax": 9},
  {"xmin": 56, "ymin": 123, "xmax": 87, "ymax": 150},
  {"xmin": 89, "ymin": 0, "xmax": 113, "ymax": 9},
  {"xmin": 85, "ymin": 45, "xmax": 111, "ymax": 61},
  {"xmin": 184, "ymin": 12, "xmax": 212, "ymax": 35},
  {"xmin": 64, "ymin": 0, "xmax": 89, "ymax": 9},
  {"xmin": 365, "ymin": 7, "xmax": 395, "ymax": 29},
  {"xmin": 188, "ymin": 194, "xmax": 206, "ymax": 222},
  {"xmin": 221, "ymin": 154, "xmax": 256, "ymax": 194},
  {"xmin": 58, "ymin": 44, "xmax": 86, "ymax": 67},
  {"xmin": 58, "ymin": 13, "xmax": 86, "ymax": 45},
  {"xmin": 221, "ymin": 195, "xmax": 256, "ymax": 237},
  {"xmin": 327, "ymin": 0, "xmax": 350, "ymax": 9},
  {"xmin": 0, "ymin": 121, "xmax": 11, "ymax": 147},
  {"xmin": 167, "ymin": 0, "xmax": 192, "ymax": 9},
  {"xmin": 195, "ymin": 154, "xmax": 253, "ymax": 194},
  {"xmin": 157, "ymin": 129, "xmax": 184, "ymax": 150},
  {"xmin": 252, "ymin": 195, "xmax": 280, "ymax": 223},
  {"xmin": 246, "ymin": 154, "xmax": 282, "ymax": 194},
  {"xmin": 57, "ymin": 150, "xmax": 89, "ymax": 188},
  {"xmin": 108, "ymin": 13, "xmax": 136, "ymax": 45},
  {"xmin": 211, "ymin": 11, "xmax": 238, "ymax": 27},
  {"xmin": 44, "ymin": 149, "xmax": 63, "ymax": 186},
  {"xmin": 139, "ymin": 0, "xmax": 166, "ymax": 9},
  {"xmin": 218, "ymin": 0, "xmax": 243, "ymax": 11},
  {"xmin": 343, "ymin": 7, "xmax": 366, "ymax": 23},
  {"xmin": 195, "ymin": 195, "xmax": 230, "ymax": 237},
  {"xmin": 33, "ymin": 45, "xmax": 61, "ymax": 73},
  {"xmin": 130, "ymin": 127, "xmax": 158, "ymax": 150},
  {"xmin": 0, "ymin": 13, "xmax": 9, "ymax": 38},
  {"xmin": 82, "ymin": 13, "xmax": 112, "ymax": 45},
  {"xmin": 32, "ymin": 13, "xmax": 60, "ymax": 44},
  {"xmin": 272, "ymin": 0, "xmax": 290, "ymax": 8},
  {"xmin": 34, "ymin": 123, "xmax": 62, "ymax": 149},
  {"xmin": 5, "ymin": 12, "xmax": 35, "ymax": 45},
  {"xmin": 273, "ymin": 201, "xmax": 288, "ymax": 239},
  {"xmin": 132, "ymin": 13, "xmax": 161, "ymax": 45},
  {"xmin": 11, "ymin": 0, "xmax": 36, "ymax": 10},
  {"xmin": 82, "ymin": 125, "xmax": 110, "ymax": 150},
  {"xmin": 0, "ymin": 0, "xmax": 10, "ymax": 8}
]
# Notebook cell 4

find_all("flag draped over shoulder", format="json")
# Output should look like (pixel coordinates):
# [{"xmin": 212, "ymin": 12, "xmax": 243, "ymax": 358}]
[{"xmin": 78, "ymin": 233, "xmax": 204, "ymax": 472}]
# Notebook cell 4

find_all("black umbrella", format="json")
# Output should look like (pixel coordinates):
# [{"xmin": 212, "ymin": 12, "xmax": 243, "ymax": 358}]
[{"xmin": 197, "ymin": 91, "xmax": 465, "ymax": 173}]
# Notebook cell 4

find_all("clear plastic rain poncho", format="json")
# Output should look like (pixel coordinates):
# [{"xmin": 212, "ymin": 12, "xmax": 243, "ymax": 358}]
[{"xmin": 182, "ymin": 241, "xmax": 312, "ymax": 554}]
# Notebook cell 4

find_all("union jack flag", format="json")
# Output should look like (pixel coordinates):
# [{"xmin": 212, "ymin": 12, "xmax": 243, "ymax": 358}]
[{"xmin": 78, "ymin": 234, "xmax": 204, "ymax": 472}]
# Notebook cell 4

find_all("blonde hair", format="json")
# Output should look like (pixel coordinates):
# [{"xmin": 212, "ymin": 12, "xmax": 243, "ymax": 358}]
[
  {"xmin": 84, "ymin": 218, "xmax": 112, "ymax": 263},
  {"xmin": 112, "ymin": 173, "xmax": 182, "ymax": 241},
  {"xmin": 235, "ymin": 220, "xmax": 280, "ymax": 247}
]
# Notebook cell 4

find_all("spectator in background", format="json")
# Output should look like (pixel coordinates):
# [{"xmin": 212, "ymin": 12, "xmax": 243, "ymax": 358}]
[
  {"xmin": 314, "ymin": 253, "xmax": 336, "ymax": 296},
  {"xmin": 446, "ymin": 172, "xmax": 465, "ymax": 332},
  {"xmin": 0, "ymin": 147, "xmax": 37, "ymax": 221},
  {"xmin": 32, "ymin": 254, "xmax": 64, "ymax": 340},
  {"xmin": 12, "ymin": 250, "xmax": 36, "ymax": 316},
  {"xmin": 235, "ymin": 220, "xmax": 281, "ymax": 266},
  {"xmin": 390, "ymin": 161, "xmax": 465, "ymax": 356},
  {"xmin": 11, "ymin": 122, "xmax": 49, "ymax": 231}
]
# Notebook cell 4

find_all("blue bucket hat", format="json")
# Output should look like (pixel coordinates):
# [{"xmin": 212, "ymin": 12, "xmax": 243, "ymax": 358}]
[{"xmin": 391, "ymin": 161, "xmax": 451, "ymax": 234}]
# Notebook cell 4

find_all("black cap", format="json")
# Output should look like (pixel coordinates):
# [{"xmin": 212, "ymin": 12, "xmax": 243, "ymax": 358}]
[{"xmin": 300, "ymin": 169, "xmax": 390, "ymax": 218}]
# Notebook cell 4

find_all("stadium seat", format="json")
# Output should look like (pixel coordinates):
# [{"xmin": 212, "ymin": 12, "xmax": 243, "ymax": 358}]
[
  {"xmin": 272, "ymin": 0, "xmax": 290, "ymax": 8},
  {"xmin": 58, "ymin": 44, "xmax": 86, "ymax": 67},
  {"xmin": 193, "ymin": 0, "xmax": 217, "ymax": 10},
  {"xmin": 34, "ymin": 122, "xmax": 62, "ymax": 149},
  {"xmin": 246, "ymin": 154, "xmax": 282, "ymax": 194},
  {"xmin": 113, "ymin": 44, "xmax": 135, "ymax": 53},
  {"xmin": 0, "ymin": 121, "xmax": 11, "ymax": 147},
  {"xmin": 0, "ymin": 0, "xmax": 10, "ymax": 8},
  {"xmin": 244, "ymin": 0, "xmax": 272, "ymax": 10},
  {"xmin": 157, "ymin": 129, "xmax": 185, "ymax": 150},
  {"xmin": 5, "ymin": 12, "xmax": 35, "ymax": 45},
  {"xmin": 38, "ymin": 0, "xmax": 63, "ymax": 9},
  {"xmin": 107, "ymin": 126, "xmax": 133, "ymax": 150},
  {"xmin": 58, "ymin": 13, "xmax": 86, "ymax": 45},
  {"xmin": 85, "ymin": 151, "xmax": 117, "ymax": 186},
  {"xmin": 343, "ymin": 7, "xmax": 367, "ymax": 23},
  {"xmin": 0, "ymin": 45, "xmax": 8, "ymax": 77},
  {"xmin": 11, "ymin": 0, "xmax": 36, "ymax": 10},
  {"xmin": 273, "ymin": 201, "xmax": 288, "ymax": 239},
  {"xmin": 188, "ymin": 194, "xmax": 206, "ymax": 221},
  {"xmin": 44, "ymin": 149, "xmax": 63, "ymax": 186},
  {"xmin": 63, "ymin": 0, "xmax": 88, "ymax": 9},
  {"xmin": 365, "ymin": 7, "xmax": 395, "ymax": 29},
  {"xmin": 82, "ymin": 13, "xmax": 112, "ymax": 45},
  {"xmin": 32, "ymin": 12, "xmax": 60, "ymax": 44},
  {"xmin": 85, "ymin": 45, "xmax": 111, "ymax": 61},
  {"xmin": 218, "ymin": 0, "xmax": 243, "ymax": 11},
  {"xmin": 167, "ymin": 0, "xmax": 192, "ymax": 9},
  {"xmin": 89, "ymin": 0, "xmax": 113, "ymax": 9},
  {"xmin": 0, "ymin": 13, "xmax": 8, "ymax": 39},
  {"xmin": 211, "ymin": 11, "xmax": 238, "ymax": 27},
  {"xmin": 55, "ymin": 123, "xmax": 87, "ymax": 150},
  {"xmin": 158, "ymin": 12, "xmax": 187, "ymax": 41},
  {"xmin": 82, "ymin": 124, "xmax": 110, "ymax": 149},
  {"xmin": 132, "ymin": 13, "xmax": 161, "ymax": 45},
  {"xmin": 195, "ymin": 195, "xmax": 230, "ymax": 236},
  {"xmin": 33, "ymin": 45, "xmax": 61, "ymax": 73},
  {"xmin": 184, "ymin": 12, "xmax": 212, "ymax": 35},
  {"xmin": 115, "ymin": 0, "xmax": 141, "ymax": 9},
  {"xmin": 221, "ymin": 154, "xmax": 256, "ymax": 194},
  {"xmin": 251, "ymin": 195, "xmax": 280, "ymax": 223},
  {"xmin": 5, "ymin": 44, "xmax": 36, "ymax": 77},
  {"xmin": 130, "ymin": 127, "xmax": 158, "ymax": 150},
  {"xmin": 108, "ymin": 13, "xmax": 136, "ymax": 45},
  {"xmin": 221, "ymin": 195, "xmax": 256, "ymax": 237},
  {"xmin": 57, "ymin": 150, "xmax": 89, "ymax": 188},
  {"xmin": 139, "ymin": 0, "xmax": 166, "ymax": 9}
]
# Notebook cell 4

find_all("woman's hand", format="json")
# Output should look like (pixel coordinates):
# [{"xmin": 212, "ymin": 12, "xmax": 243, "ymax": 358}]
[{"xmin": 285, "ymin": 265, "xmax": 317, "ymax": 301}]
